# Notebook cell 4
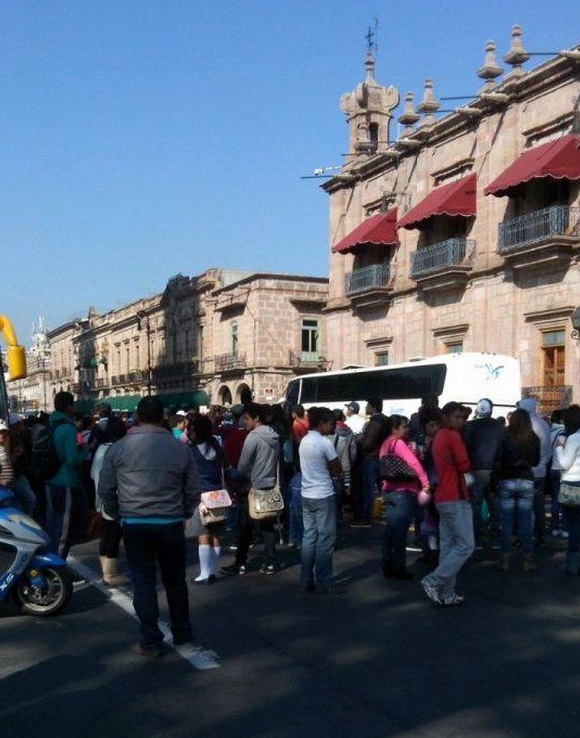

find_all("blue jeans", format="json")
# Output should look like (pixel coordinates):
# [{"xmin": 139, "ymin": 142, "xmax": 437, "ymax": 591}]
[
  {"xmin": 122, "ymin": 523, "xmax": 193, "ymax": 648},
  {"xmin": 423, "ymin": 501, "xmax": 474, "ymax": 599},
  {"xmin": 550, "ymin": 469, "xmax": 563, "ymax": 530},
  {"xmin": 300, "ymin": 495, "xmax": 337, "ymax": 588},
  {"xmin": 362, "ymin": 457, "xmax": 380, "ymax": 520},
  {"xmin": 45, "ymin": 483, "xmax": 87, "ymax": 559},
  {"xmin": 11, "ymin": 475, "xmax": 36, "ymax": 517},
  {"xmin": 470, "ymin": 469, "xmax": 492, "ymax": 542},
  {"xmin": 564, "ymin": 506, "xmax": 580, "ymax": 553},
  {"xmin": 499, "ymin": 479, "xmax": 535, "ymax": 555},
  {"xmin": 289, "ymin": 496, "xmax": 304, "ymax": 546},
  {"xmin": 381, "ymin": 491, "xmax": 418, "ymax": 569}
]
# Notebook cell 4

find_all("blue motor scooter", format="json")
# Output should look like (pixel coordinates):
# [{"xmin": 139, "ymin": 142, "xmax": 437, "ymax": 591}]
[{"xmin": 0, "ymin": 484, "xmax": 72, "ymax": 616}]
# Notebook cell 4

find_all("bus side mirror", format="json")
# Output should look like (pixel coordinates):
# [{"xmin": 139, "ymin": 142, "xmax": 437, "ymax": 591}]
[{"xmin": 6, "ymin": 345, "xmax": 26, "ymax": 381}]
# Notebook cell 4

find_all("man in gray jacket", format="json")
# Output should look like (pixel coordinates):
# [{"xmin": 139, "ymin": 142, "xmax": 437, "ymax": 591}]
[
  {"xmin": 98, "ymin": 395, "xmax": 200, "ymax": 656},
  {"xmin": 222, "ymin": 403, "xmax": 280, "ymax": 576}
]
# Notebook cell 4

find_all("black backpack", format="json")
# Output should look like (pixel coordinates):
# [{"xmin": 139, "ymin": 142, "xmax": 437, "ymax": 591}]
[{"xmin": 30, "ymin": 419, "xmax": 68, "ymax": 481}]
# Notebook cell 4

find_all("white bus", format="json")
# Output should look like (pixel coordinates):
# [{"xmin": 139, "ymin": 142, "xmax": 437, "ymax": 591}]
[{"xmin": 284, "ymin": 353, "xmax": 521, "ymax": 419}]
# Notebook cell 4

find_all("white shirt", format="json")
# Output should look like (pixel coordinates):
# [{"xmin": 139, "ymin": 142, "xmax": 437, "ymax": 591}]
[
  {"xmin": 299, "ymin": 430, "xmax": 337, "ymax": 500},
  {"xmin": 556, "ymin": 430, "xmax": 580, "ymax": 482},
  {"xmin": 345, "ymin": 414, "xmax": 365, "ymax": 434}
]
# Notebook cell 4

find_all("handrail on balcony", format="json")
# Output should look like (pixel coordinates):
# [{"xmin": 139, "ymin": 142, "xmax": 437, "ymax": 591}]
[
  {"xmin": 498, "ymin": 204, "xmax": 580, "ymax": 253},
  {"xmin": 215, "ymin": 352, "xmax": 247, "ymax": 371},
  {"xmin": 345, "ymin": 263, "xmax": 390, "ymax": 296},
  {"xmin": 410, "ymin": 237, "xmax": 474, "ymax": 278}
]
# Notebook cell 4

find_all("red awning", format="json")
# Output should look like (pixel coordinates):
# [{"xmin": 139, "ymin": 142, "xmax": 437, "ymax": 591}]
[
  {"xmin": 485, "ymin": 134, "xmax": 580, "ymax": 197},
  {"xmin": 332, "ymin": 208, "xmax": 398, "ymax": 253},
  {"xmin": 397, "ymin": 173, "xmax": 477, "ymax": 230}
]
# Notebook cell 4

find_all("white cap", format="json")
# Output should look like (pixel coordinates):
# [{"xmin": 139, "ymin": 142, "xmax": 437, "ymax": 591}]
[
  {"xmin": 176, "ymin": 410, "xmax": 188, "ymax": 417},
  {"xmin": 0, "ymin": 420, "xmax": 8, "ymax": 431}
]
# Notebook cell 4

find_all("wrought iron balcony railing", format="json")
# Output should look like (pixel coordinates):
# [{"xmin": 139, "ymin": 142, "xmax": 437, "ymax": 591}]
[
  {"xmin": 345, "ymin": 263, "xmax": 390, "ymax": 296},
  {"xmin": 498, "ymin": 205, "xmax": 580, "ymax": 253},
  {"xmin": 411, "ymin": 238, "xmax": 474, "ymax": 278},
  {"xmin": 522, "ymin": 385, "xmax": 572, "ymax": 415},
  {"xmin": 214, "ymin": 353, "xmax": 247, "ymax": 371}
]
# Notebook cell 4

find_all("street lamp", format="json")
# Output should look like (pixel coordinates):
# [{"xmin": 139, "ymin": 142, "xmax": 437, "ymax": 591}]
[
  {"xmin": 136, "ymin": 311, "xmax": 152, "ymax": 396},
  {"xmin": 571, "ymin": 307, "xmax": 580, "ymax": 346}
]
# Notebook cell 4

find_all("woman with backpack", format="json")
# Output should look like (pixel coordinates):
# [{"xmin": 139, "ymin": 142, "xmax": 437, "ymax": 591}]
[{"xmin": 186, "ymin": 414, "xmax": 226, "ymax": 584}]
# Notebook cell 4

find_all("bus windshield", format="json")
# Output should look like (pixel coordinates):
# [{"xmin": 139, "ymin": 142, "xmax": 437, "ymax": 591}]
[{"xmin": 299, "ymin": 364, "xmax": 447, "ymax": 404}]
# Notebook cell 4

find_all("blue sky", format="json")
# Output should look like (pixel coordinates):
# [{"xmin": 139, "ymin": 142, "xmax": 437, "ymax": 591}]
[{"xmin": 1, "ymin": 0, "xmax": 578, "ymax": 344}]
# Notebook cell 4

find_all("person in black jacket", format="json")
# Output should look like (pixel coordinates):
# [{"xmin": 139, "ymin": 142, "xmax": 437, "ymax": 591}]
[
  {"xmin": 351, "ymin": 398, "xmax": 389, "ymax": 528},
  {"xmin": 463, "ymin": 398, "xmax": 504, "ymax": 546},
  {"xmin": 492, "ymin": 408, "xmax": 541, "ymax": 573}
]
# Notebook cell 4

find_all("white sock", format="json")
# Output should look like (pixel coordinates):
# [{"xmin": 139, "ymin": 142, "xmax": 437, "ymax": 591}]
[
  {"xmin": 209, "ymin": 545, "xmax": 221, "ymax": 575},
  {"xmin": 197, "ymin": 544, "xmax": 212, "ymax": 580}
]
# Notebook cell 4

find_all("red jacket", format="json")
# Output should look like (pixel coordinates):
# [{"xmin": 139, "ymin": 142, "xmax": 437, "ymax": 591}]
[{"xmin": 431, "ymin": 428, "xmax": 471, "ymax": 503}]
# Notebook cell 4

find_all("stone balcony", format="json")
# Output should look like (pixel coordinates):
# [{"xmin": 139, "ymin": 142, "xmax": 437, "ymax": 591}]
[
  {"xmin": 497, "ymin": 204, "xmax": 580, "ymax": 270},
  {"xmin": 410, "ymin": 237, "xmax": 474, "ymax": 292},
  {"xmin": 344, "ymin": 263, "xmax": 393, "ymax": 308}
]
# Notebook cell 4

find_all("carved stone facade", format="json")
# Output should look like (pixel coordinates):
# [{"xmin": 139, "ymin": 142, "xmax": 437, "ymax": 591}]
[
  {"xmin": 324, "ymin": 28, "xmax": 580, "ymax": 411},
  {"xmin": 40, "ymin": 269, "xmax": 328, "ymax": 412}
]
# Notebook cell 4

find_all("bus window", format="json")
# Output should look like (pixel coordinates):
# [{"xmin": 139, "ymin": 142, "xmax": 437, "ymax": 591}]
[
  {"xmin": 300, "ymin": 365, "xmax": 446, "ymax": 404},
  {"xmin": 285, "ymin": 379, "xmax": 300, "ymax": 407}
]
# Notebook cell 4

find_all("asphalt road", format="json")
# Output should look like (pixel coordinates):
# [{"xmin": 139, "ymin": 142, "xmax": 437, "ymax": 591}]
[{"xmin": 1, "ymin": 523, "xmax": 579, "ymax": 738}]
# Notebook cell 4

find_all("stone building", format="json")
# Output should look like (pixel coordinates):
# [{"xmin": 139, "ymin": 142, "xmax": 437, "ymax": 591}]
[
  {"xmin": 43, "ymin": 268, "xmax": 328, "ymax": 413},
  {"xmin": 324, "ymin": 27, "xmax": 580, "ymax": 412}
]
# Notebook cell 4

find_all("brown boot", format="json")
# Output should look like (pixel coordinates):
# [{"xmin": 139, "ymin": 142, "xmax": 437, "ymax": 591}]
[{"xmin": 100, "ymin": 556, "xmax": 127, "ymax": 587}]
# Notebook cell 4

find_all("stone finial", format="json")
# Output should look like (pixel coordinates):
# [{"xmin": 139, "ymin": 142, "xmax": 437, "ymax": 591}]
[
  {"xmin": 398, "ymin": 92, "xmax": 420, "ymax": 137},
  {"xmin": 417, "ymin": 79, "xmax": 440, "ymax": 127},
  {"xmin": 503, "ymin": 25, "xmax": 530, "ymax": 77},
  {"xmin": 477, "ymin": 40, "xmax": 503, "ymax": 91}
]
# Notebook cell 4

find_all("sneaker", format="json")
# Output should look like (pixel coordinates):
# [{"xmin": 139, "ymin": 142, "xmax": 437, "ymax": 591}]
[
  {"xmin": 561, "ymin": 530, "xmax": 569, "ymax": 539},
  {"xmin": 259, "ymin": 563, "xmax": 275, "ymax": 575},
  {"xmin": 551, "ymin": 528, "xmax": 561, "ymax": 538},
  {"xmin": 221, "ymin": 565, "xmax": 239, "ymax": 575},
  {"xmin": 238, "ymin": 564, "xmax": 247, "ymax": 576},
  {"xmin": 131, "ymin": 642, "xmax": 165, "ymax": 658},
  {"xmin": 442, "ymin": 593, "xmax": 465, "ymax": 607},
  {"xmin": 420, "ymin": 578, "xmax": 443, "ymax": 606}
]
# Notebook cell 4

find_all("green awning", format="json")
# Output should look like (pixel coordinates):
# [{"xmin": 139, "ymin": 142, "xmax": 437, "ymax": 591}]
[
  {"xmin": 159, "ymin": 390, "xmax": 210, "ymax": 410},
  {"xmin": 103, "ymin": 395, "xmax": 141, "ymax": 412}
]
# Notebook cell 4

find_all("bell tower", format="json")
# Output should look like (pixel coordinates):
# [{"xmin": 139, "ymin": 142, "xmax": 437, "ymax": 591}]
[{"xmin": 340, "ymin": 30, "xmax": 399, "ymax": 161}]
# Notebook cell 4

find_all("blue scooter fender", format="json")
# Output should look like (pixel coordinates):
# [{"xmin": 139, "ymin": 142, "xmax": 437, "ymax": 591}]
[{"xmin": 30, "ymin": 552, "xmax": 68, "ymax": 569}]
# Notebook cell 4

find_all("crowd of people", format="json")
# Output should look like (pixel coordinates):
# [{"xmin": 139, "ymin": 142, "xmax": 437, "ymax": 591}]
[{"xmin": 1, "ymin": 388, "xmax": 579, "ymax": 655}]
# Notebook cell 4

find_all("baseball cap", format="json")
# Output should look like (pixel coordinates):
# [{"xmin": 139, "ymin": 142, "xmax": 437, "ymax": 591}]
[
  {"xmin": 345, "ymin": 401, "xmax": 360, "ymax": 413},
  {"xmin": 475, "ymin": 398, "xmax": 493, "ymax": 418},
  {"xmin": 175, "ymin": 410, "xmax": 188, "ymax": 418},
  {"xmin": 440, "ymin": 401, "xmax": 469, "ymax": 416},
  {"xmin": 0, "ymin": 420, "xmax": 8, "ymax": 432}
]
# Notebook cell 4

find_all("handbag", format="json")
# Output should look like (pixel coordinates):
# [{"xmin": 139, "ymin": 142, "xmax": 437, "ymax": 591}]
[
  {"xmin": 379, "ymin": 440, "xmax": 417, "ymax": 482},
  {"xmin": 248, "ymin": 485, "xmax": 284, "ymax": 520},
  {"xmin": 558, "ymin": 481, "xmax": 580, "ymax": 507},
  {"xmin": 200, "ymin": 489, "xmax": 232, "ymax": 525}
]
